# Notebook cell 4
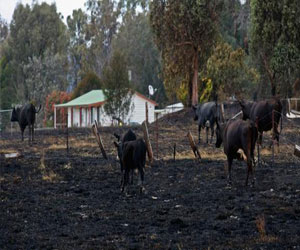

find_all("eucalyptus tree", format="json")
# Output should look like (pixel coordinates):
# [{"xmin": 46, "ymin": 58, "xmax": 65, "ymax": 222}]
[
  {"xmin": 251, "ymin": 0, "xmax": 300, "ymax": 97},
  {"xmin": 67, "ymin": 9, "xmax": 88, "ymax": 88},
  {"xmin": 84, "ymin": 0, "xmax": 122, "ymax": 76},
  {"xmin": 103, "ymin": 50, "xmax": 133, "ymax": 124},
  {"xmin": 113, "ymin": 11, "xmax": 166, "ymax": 106},
  {"xmin": 150, "ymin": 0, "xmax": 220, "ymax": 106},
  {"xmin": 3, "ymin": 2, "xmax": 68, "ymax": 104}
]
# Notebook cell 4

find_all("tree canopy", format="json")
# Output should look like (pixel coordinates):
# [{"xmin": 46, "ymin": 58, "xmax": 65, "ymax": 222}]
[
  {"xmin": 251, "ymin": 0, "xmax": 300, "ymax": 97},
  {"xmin": 103, "ymin": 50, "xmax": 133, "ymax": 124},
  {"xmin": 150, "ymin": 0, "xmax": 220, "ymax": 106}
]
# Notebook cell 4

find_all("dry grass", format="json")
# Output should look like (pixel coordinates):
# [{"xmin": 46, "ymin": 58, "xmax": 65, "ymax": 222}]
[
  {"xmin": 39, "ymin": 149, "xmax": 61, "ymax": 183},
  {"xmin": 42, "ymin": 171, "xmax": 61, "ymax": 183},
  {"xmin": 47, "ymin": 144, "xmax": 67, "ymax": 150},
  {"xmin": 255, "ymin": 214, "xmax": 279, "ymax": 243}
]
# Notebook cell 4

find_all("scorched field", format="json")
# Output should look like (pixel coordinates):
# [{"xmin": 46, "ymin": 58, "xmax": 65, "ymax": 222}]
[{"xmin": 1, "ymin": 109, "xmax": 300, "ymax": 249}]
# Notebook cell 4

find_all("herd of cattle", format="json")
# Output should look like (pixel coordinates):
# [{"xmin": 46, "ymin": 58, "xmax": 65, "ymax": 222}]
[{"xmin": 9, "ymin": 97, "xmax": 284, "ymax": 193}]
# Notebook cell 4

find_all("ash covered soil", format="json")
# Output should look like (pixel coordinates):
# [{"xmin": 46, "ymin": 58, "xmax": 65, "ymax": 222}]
[{"xmin": 1, "ymin": 109, "xmax": 300, "ymax": 249}]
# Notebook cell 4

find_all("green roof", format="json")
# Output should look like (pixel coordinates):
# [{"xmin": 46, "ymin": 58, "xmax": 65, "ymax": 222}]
[{"xmin": 55, "ymin": 90, "xmax": 106, "ymax": 107}]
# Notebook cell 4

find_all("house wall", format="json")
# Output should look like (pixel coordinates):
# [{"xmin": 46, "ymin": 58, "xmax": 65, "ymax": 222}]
[
  {"xmin": 66, "ymin": 94, "xmax": 156, "ymax": 127},
  {"xmin": 127, "ymin": 95, "xmax": 155, "ymax": 124}
]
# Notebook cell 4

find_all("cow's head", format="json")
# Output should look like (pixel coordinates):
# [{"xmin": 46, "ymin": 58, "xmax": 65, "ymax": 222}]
[
  {"xmin": 238, "ymin": 100, "xmax": 252, "ymax": 120},
  {"xmin": 192, "ymin": 105, "xmax": 199, "ymax": 121},
  {"xmin": 113, "ymin": 133, "xmax": 121, "ymax": 142},
  {"xmin": 215, "ymin": 121, "xmax": 223, "ymax": 148},
  {"xmin": 11, "ymin": 107, "xmax": 20, "ymax": 122},
  {"xmin": 114, "ymin": 141, "xmax": 124, "ymax": 170}
]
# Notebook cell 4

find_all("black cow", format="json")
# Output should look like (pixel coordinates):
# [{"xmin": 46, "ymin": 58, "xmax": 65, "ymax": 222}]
[
  {"xmin": 192, "ymin": 102, "xmax": 220, "ymax": 144},
  {"xmin": 11, "ymin": 103, "xmax": 41, "ymax": 144},
  {"xmin": 239, "ymin": 97, "xmax": 282, "ymax": 144},
  {"xmin": 120, "ymin": 138, "xmax": 147, "ymax": 193},
  {"xmin": 114, "ymin": 129, "xmax": 137, "ymax": 186},
  {"xmin": 215, "ymin": 119, "xmax": 258, "ymax": 186}
]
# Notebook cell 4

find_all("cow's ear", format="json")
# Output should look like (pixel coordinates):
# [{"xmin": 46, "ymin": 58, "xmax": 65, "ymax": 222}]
[{"xmin": 113, "ymin": 133, "xmax": 120, "ymax": 141}]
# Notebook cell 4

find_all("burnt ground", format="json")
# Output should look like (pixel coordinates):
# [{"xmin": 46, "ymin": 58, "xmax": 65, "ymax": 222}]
[{"xmin": 1, "ymin": 109, "xmax": 300, "ymax": 249}]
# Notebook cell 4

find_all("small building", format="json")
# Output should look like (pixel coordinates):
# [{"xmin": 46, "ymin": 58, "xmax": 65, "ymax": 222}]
[{"xmin": 54, "ymin": 90, "xmax": 157, "ymax": 128}]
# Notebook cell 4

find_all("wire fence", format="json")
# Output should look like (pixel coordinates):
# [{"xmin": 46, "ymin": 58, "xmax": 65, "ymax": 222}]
[{"xmin": 1, "ymin": 100, "xmax": 299, "ymax": 163}]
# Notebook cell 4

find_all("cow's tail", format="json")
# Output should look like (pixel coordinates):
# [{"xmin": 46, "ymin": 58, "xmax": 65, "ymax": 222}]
[{"xmin": 35, "ymin": 105, "xmax": 42, "ymax": 113}]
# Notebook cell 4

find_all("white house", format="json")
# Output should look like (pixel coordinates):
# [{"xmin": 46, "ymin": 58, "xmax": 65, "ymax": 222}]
[{"xmin": 54, "ymin": 90, "xmax": 157, "ymax": 128}]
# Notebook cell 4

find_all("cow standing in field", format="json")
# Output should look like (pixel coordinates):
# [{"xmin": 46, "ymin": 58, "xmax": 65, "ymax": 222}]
[
  {"xmin": 215, "ymin": 119, "xmax": 258, "ymax": 186},
  {"xmin": 120, "ymin": 138, "xmax": 147, "ymax": 193},
  {"xmin": 11, "ymin": 103, "xmax": 41, "ymax": 144},
  {"xmin": 239, "ymin": 97, "xmax": 282, "ymax": 144},
  {"xmin": 114, "ymin": 129, "xmax": 137, "ymax": 187},
  {"xmin": 192, "ymin": 102, "xmax": 220, "ymax": 144},
  {"xmin": 239, "ymin": 98, "xmax": 282, "ymax": 165}
]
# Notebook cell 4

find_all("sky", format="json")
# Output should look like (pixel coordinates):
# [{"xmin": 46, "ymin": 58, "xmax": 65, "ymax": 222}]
[
  {"xmin": 0, "ymin": 0, "xmax": 247, "ymax": 24},
  {"xmin": 0, "ymin": 0, "xmax": 87, "ymax": 24}
]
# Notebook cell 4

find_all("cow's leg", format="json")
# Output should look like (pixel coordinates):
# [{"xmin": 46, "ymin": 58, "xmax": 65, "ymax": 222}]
[
  {"xmin": 206, "ymin": 126, "xmax": 209, "ymax": 144},
  {"xmin": 259, "ymin": 132, "xmax": 263, "ymax": 146},
  {"xmin": 28, "ymin": 125, "xmax": 31, "ymax": 145},
  {"xmin": 246, "ymin": 157, "xmax": 253, "ymax": 187},
  {"xmin": 20, "ymin": 125, "xmax": 25, "ymax": 141},
  {"xmin": 120, "ymin": 170, "xmax": 124, "ymax": 188},
  {"xmin": 257, "ymin": 142, "xmax": 260, "ymax": 167},
  {"xmin": 32, "ymin": 126, "xmax": 34, "ymax": 142},
  {"xmin": 210, "ymin": 124, "xmax": 214, "ymax": 144},
  {"xmin": 198, "ymin": 125, "xmax": 201, "ymax": 144},
  {"xmin": 227, "ymin": 157, "xmax": 233, "ymax": 185},
  {"xmin": 122, "ymin": 169, "xmax": 130, "ymax": 194},
  {"xmin": 139, "ymin": 167, "xmax": 145, "ymax": 194},
  {"xmin": 130, "ymin": 170, "xmax": 134, "ymax": 185}
]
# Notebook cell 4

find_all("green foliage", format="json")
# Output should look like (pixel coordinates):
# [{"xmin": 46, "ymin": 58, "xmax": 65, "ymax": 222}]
[
  {"xmin": 250, "ymin": 0, "xmax": 300, "ymax": 97},
  {"xmin": 0, "ymin": 2, "xmax": 68, "ymax": 111},
  {"xmin": 204, "ymin": 42, "xmax": 259, "ymax": 100},
  {"xmin": 102, "ymin": 51, "xmax": 133, "ymax": 124},
  {"xmin": 23, "ymin": 49, "xmax": 68, "ymax": 106},
  {"xmin": 72, "ymin": 72, "xmax": 102, "ymax": 99},
  {"xmin": 199, "ymin": 78, "xmax": 213, "ymax": 103},
  {"xmin": 84, "ymin": 0, "xmax": 122, "ymax": 76},
  {"xmin": 150, "ymin": 0, "xmax": 220, "ymax": 106},
  {"xmin": 113, "ymin": 12, "xmax": 167, "ymax": 107},
  {"xmin": 67, "ymin": 9, "xmax": 88, "ymax": 88},
  {"xmin": 0, "ymin": 15, "xmax": 8, "ymax": 44}
]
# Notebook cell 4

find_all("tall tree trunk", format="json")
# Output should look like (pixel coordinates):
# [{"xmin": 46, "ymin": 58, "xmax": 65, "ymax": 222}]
[
  {"xmin": 187, "ymin": 70, "xmax": 193, "ymax": 107},
  {"xmin": 192, "ymin": 47, "xmax": 199, "ymax": 105},
  {"xmin": 261, "ymin": 52, "xmax": 276, "ymax": 96}
]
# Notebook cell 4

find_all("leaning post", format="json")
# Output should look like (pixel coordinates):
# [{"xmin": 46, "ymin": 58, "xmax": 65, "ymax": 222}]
[
  {"xmin": 92, "ymin": 120, "xmax": 108, "ymax": 160},
  {"xmin": 142, "ymin": 121, "xmax": 153, "ymax": 163},
  {"xmin": 187, "ymin": 131, "xmax": 201, "ymax": 160}
]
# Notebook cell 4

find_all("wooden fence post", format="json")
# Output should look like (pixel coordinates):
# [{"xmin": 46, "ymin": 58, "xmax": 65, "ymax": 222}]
[
  {"xmin": 145, "ymin": 102, "xmax": 149, "ymax": 124},
  {"xmin": 294, "ymin": 145, "xmax": 300, "ymax": 158},
  {"xmin": 92, "ymin": 120, "xmax": 108, "ymax": 160},
  {"xmin": 142, "ymin": 121, "xmax": 153, "ymax": 163},
  {"xmin": 187, "ymin": 131, "xmax": 201, "ymax": 160}
]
